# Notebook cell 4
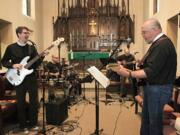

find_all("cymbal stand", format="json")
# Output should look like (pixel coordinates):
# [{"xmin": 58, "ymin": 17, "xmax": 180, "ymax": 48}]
[
  {"xmin": 129, "ymin": 63, "xmax": 139, "ymax": 114},
  {"xmin": 82, "ymin": 55, "xmax": 94, "ymax": 105},
  {"xmin": 82, "ymin": 56, "xmax": 86, "ymax": 99},
  {"xmin": 58, "ymin": 45, "xmax": 61, "ymax": 82}
]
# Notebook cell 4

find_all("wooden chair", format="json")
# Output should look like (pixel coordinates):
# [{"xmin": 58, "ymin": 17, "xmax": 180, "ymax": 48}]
[{"xmin": 0, "ymin": 75, "xmax": 17, "ymax": 134}]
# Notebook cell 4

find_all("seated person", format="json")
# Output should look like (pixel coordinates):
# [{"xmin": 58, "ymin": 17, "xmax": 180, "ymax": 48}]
[
  {"xmin": 46, "ymin": 55, "xmax": 68, "ymax": 74},
  {"xmin": 52, "ymin": 55, "xmax": 59, "ymax": 64}
]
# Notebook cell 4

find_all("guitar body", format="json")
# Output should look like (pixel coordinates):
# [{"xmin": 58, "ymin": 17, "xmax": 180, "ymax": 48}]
[
  {"xmin": 5, "ymin": 37, "xmax": 65, "ymax": 86},
  {"xmin": 6, "ymin": 56, "xmax": 34, "ymax": 86}
]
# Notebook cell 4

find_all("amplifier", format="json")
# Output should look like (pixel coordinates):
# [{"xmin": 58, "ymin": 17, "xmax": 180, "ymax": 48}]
[{"xmin": 45, "ymin": 98, "xmax": 68, "ymax": 125}]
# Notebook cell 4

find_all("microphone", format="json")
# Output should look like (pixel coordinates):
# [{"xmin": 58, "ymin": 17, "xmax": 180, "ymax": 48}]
[
  {"xmin": 27, "ymin": 40, "xmax": 36, "ymax": 46},
  {"xmin": 117, "ymin": 49, "xmax": 123, "ymax": 52},
  {"xmin": 126, "ymin": 37, "xmax": 132, "ymax": 44}
]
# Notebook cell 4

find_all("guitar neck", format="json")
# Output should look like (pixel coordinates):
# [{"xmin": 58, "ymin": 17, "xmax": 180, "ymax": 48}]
[
  {"xmin": 106, "ymin": 63, "xmax": 132, "ymax": 73},
  {"xmin": 126, "ymin": 60, "xmax": 136, "ymax": 65},
  {"xmin": 24, "ymin": 55, "xmax": 41, "ymax": 69},
  {"xmin": 24, "ymin": 45, "xmax": 54, "ymax": 69}
]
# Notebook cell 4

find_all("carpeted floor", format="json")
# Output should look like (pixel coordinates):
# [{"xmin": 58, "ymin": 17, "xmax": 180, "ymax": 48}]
[{"xmin": 4, "ymin": 90, "xmax": 177, "ymax": 135}]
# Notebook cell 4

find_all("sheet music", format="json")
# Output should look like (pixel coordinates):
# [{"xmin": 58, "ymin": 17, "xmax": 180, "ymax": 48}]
[{"xmin": 87, "ymin": 66, "xmax": 110, "ymax": 88}]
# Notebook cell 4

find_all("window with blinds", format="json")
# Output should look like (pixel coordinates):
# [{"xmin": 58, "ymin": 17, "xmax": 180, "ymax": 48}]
[
  {"xmin": 22, "ymin": 0, "xmax": 31, "ymax": 17},
  {"xmin": 153, "ymin": 0, "xmax": 160, "ymax": 14}
]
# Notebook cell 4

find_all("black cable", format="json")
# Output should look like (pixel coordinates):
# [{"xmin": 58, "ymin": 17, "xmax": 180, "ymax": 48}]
[
  {"xmin": 76, "ymin": 101, "xmax": 86, "ymax": 121},
  {"xmin": 81, "ymin": 40, "xmax": 123, "ymax": 83},
  {"xmin": 60, "ymin": 124, "xmax": 74, "ymax": 132},
  {"xmin": 77, "ymin": 125, "xmax": 82, "ymax": 135},
  {"xmin": 60, "ymin": 101, "xmax": 86, "ymax": 134},
  {"xmin": 59, "ymin": 120, "xmax": 79, "ymax": 133},
  {"xmin": 112, "ymin": 103, "xmax": 122, "ymax": 135}
]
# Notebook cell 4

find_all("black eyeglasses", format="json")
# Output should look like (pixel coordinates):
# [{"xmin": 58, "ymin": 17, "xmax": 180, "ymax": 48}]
[{"xmin": 21, "ymin": 32, "xmax": 30, "ymax": 34}]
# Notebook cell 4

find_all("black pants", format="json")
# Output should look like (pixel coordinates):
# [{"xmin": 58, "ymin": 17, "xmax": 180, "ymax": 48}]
[{"xmin": 15, "ymin": 75, "xmax": 39, "ymax": 128}]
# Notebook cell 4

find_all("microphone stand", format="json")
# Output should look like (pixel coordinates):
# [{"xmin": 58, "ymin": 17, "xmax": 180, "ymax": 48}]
[
  {"xmin": 130, "ymin": 62, "xmax": 138, "ymax": 114},
  {"xmin": 100, "ymin": 40, "xmax": 124, "ymax": 70},
  {"xmin": 39, "ymin": 70, "xmax": 47, "ymax": 135},
  {"xmin": 129, "ymin": 52, "xmax": 139, "ymax": 110},
  {"xmin": 82, "ymin": 40, "xmax": 123, "ymax": 82},
  {"xmin": 58, "ymin": 45, "xmax": 61, "ymax": 80},
  {"xmin": 76, "ymin": 52, "xmax": 94, "ymax": 104}
]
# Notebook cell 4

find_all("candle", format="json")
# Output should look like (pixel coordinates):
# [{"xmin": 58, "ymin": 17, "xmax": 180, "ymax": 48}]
[
  {"xmin": 70, "ymin": 33, "xmax": 72, "ymax": 50},
  {"xmin": 70, "ymin": 33, "xmax": 72, "ymax": 41},
  {"xmin": 110, "ymin": 33, "xmax": 113, "ymax": 41}
]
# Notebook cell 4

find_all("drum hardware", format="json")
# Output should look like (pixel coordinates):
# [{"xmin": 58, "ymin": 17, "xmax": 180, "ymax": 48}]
[
  {"xmin": 66, "ymin": 80, "xmax": 81, "ymax": 105},
  {"xmin": 38, "ymin": 67, "xmax": 48, "ymax": 135},
  {"xmin": 62, "ymin": 63, "xmax": 79, "ymax": 70},
  {"xmin": 38, "ymin": 61, "xmax": 82, "ymax": 105}
]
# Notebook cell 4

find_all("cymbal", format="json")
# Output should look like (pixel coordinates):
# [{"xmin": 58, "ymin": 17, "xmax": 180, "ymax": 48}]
[
  {"xmin": 63, "ymin": 63, "xmax": 79, "ymax": 70},
  {"xmin": 72, "ymin": 63, "xmax": 79, "ymax": 67}
]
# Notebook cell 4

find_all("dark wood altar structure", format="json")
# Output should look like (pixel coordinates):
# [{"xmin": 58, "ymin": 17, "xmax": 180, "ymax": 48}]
[{"xmin": 53, "ymin": 0, "xmax": 135, "ymax": 52}]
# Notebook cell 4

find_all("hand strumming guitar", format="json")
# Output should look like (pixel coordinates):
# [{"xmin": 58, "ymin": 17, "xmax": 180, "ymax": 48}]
[
  {"xmin": 109, "ymin": 62, "xmax": 131, "ymax": 78},
  {"xmin": 13, "ymin": 64, "xmax": 23, "ymax": 70},
  {"xmin": 117, "ymin": 62, "xmax": 132, "ymax": 77}
]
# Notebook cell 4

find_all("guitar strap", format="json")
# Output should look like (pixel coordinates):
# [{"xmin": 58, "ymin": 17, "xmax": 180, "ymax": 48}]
[
  {"xmin": 136, "ymin": 35, "xmax": 168, "ymax": 86},
  {"xmin": 138, "ymin": 35, "xmax": 167, "ymax": 67},
  {"xmin": 28, "ymin": 44, "xmax": 32, "ymax": 57}
]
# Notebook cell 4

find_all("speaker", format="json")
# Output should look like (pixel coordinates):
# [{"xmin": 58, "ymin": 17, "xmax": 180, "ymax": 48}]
[{"xmin": 46, "ymin": 98, "xmax": 68, "ymax": 125}]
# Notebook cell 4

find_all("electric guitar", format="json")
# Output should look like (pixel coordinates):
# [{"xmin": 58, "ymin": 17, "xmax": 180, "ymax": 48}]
[
  {"xmin": 106, "ymin": 61, "xmax": 136, "ymax": 71},
  {"xmin": 6, "ymin": 37, "xmax": 64, "ymax": 86},
  {"xmin": 106, "ymin": 62, "xmax": 146, "ymax": 86}
]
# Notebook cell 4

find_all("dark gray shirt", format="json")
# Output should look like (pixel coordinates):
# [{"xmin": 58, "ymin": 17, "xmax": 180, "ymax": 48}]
[{"xmin": 143, "ymin": 35, "xmax": 177, "ymax": 85}]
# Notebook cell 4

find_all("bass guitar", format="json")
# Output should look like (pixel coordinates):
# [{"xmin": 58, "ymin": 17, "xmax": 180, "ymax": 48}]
[{"xmin": 6, "ymin": 37, "xmax": 64, "ymax": 86}]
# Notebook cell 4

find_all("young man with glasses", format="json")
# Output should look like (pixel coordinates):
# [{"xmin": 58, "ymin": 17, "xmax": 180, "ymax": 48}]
[{"xmin": 1, "ymin": 26, "xmax": 44, "ymax": 134}]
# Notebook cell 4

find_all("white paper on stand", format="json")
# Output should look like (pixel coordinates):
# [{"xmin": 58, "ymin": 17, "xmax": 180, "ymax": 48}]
[{"xmin": 87, "ymin": 66, "xmax": 110, "ymax": 88}]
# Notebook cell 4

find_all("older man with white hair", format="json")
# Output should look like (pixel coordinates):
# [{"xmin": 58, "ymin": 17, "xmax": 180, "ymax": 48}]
[{"xmin": 114, "ymin": 18, "xmax": 177, "ymax": 135}]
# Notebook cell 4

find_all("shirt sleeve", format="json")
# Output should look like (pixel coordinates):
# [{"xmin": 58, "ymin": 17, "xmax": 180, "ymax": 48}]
[{"xmin": 1, "ymin": 46, "xmax": 13, "ymax": 68}]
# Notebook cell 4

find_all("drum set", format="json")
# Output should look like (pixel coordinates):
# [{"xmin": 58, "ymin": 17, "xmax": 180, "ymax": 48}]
[{"xmin": 37, "ymin": 61, "xmax": 81, "ymax": 104}]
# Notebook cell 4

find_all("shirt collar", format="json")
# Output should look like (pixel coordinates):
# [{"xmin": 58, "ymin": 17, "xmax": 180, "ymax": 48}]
[
  {"xmin": 153, "ymin": 32, "xmax": 164, "ymax": 43},
  {"xmin": 17, "ymin": 41, "xmax": 26, "ymax": 46}
]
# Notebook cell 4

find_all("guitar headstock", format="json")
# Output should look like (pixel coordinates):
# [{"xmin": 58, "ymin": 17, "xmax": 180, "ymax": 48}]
[{"xmin": 52, "ymin": 37, "xmax": 65, "ymax": 47}]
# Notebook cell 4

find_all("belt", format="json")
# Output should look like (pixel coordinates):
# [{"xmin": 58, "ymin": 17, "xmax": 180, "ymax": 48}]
[
  {"xmin": 144, "ymin": 82, "xmax": 168, "ymax": 86},
  {"xmin": 138, "ymin": 79, "xmax": 164, "ymax": 86}
]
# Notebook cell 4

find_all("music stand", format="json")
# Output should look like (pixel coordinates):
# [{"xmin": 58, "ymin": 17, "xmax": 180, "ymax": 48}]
[{"xmin": 87, "ymin": 66, "xmax": 110, "ymax": 135}]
